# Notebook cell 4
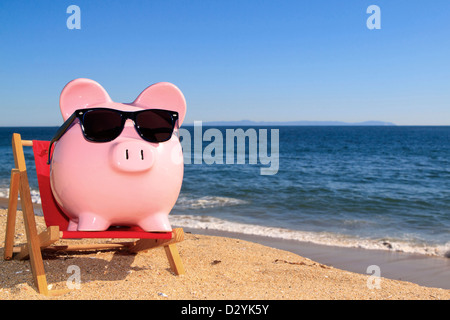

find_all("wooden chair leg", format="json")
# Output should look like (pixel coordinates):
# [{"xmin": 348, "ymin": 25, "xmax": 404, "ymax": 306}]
[
  {"xmin": 12, "ymin": 133, "xmax": 50, "ymax": 295},
  {"xmin": 164, "ymin": 243, "xmax": 185, "ymax": 275},
  {"xmin": 128, "ymin": 228, "xmax": 186, "ymax": 275},
  {"xmin": 4, "ymin": 169, "xmax": 20, "ymax": 260},
  {"xmin": 18, "ymin": 171, "xmax": 49, "ymax": 295}
]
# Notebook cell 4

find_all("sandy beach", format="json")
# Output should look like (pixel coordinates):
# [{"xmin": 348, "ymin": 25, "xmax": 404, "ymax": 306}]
[{"xmin": 0, "ymin": 209, "xmax": 449, "ymax": 300}]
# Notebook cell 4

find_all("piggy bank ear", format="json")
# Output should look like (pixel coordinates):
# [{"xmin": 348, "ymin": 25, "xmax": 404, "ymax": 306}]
[
  {"xmin": 60, "ymin": 78, "xmax": 112, "ymax": 121},
  {"xmin": 132, "ymin": 82, "xmax": 187, "ymax": 126}
]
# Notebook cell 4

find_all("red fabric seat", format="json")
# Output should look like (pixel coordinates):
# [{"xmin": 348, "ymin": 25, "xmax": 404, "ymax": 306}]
[{"xmin": 32, "ymin": 140, "xmax": 172, "ymax": 240}]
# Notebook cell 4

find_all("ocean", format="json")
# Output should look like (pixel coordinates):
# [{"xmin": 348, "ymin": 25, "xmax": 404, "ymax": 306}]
[{"xmin": 0, "ymin": 126, "xmax": 449, "ymax": 258}]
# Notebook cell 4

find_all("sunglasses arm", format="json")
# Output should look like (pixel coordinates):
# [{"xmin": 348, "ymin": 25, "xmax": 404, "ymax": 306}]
[{"xmin": 47, "ymin": 112, "xmax": 77, "ymax": 165}]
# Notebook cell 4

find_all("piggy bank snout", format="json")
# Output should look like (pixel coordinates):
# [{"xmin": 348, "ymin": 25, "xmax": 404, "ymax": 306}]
[{"xmin": 111, "ymin": 140, "xmax": 155, "ymax": 173}]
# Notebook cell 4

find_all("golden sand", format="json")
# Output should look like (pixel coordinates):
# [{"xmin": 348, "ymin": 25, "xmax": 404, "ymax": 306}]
[{"xmin": 0, "ymin": 209, "xmax": 448, "ymax": 300}]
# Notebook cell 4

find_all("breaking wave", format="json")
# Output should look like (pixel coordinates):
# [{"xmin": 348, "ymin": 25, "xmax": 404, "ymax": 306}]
[
  {"xmin": 169, "ymin": 214, "xmax": 450, "ymax": 258},
  {"xmin": 0, "ymin": 187, "xmax": 41, "ymax": 204}
]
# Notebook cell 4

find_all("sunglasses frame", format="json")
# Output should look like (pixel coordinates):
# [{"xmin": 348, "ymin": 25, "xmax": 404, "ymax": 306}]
[{"xmin": 47, "ymin": 107, "xmax": 179, "ymax": 164}]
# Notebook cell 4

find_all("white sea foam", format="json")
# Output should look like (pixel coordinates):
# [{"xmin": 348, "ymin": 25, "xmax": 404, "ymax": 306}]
[
  {"xmin": 169, "ymin": 214, "xmax": 450, "ymax": 258},
  {"xmin": 0, "ymin": 187, "xmax": 41, "ymax": 204},
  {"xmin": 30, "ymin": 189, "xmax": 41, "ymax": 204},
  {"xmin": 175, "ymin": 195, "xmax": 248, "ymax": 209}
]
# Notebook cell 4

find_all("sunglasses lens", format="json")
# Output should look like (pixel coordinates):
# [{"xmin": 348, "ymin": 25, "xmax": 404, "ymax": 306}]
[
  {"xmin": 135, "ymin": 110, "xmax": 176, "ymax": 142},
  {"xmin": 82, "ymin": 109, "xmax": 123, "ymax": 142}
]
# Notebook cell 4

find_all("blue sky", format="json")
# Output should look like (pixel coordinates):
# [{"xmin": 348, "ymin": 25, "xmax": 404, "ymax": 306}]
[{"xmin": 0, "ymin": 0, "xmax": 449, "ymax": 126}]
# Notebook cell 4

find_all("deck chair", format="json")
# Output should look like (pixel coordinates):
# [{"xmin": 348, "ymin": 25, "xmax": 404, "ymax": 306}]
[{"xmin": 3, "ymin": 133, "xmax": 185, "ymax": 296}]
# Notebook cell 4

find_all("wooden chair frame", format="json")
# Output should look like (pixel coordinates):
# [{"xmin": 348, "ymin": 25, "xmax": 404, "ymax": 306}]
[{"xmin": 3, "ymin": 133, "xmax": 185, "ymax": 296}]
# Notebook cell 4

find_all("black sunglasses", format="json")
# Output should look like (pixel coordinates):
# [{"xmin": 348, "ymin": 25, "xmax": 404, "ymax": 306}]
[{"xmin": 47, "ymin": 108, "xmax": 179, "ymax": 164}]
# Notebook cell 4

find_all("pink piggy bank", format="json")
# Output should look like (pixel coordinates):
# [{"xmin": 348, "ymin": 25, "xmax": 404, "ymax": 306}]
[{"xmin": 49, "ymin": 78, "xmax": 186, "ymax": 232}]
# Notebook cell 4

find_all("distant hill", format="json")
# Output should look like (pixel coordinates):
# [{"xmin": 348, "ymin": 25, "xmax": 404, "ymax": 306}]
[{"xmin": 186, "ymin": 120, "xmax": 396, "ymax": 126}]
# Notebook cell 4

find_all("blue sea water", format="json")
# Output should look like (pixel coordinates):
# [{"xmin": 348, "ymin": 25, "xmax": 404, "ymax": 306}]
[{"xmin": 0, "ymin": 126, "xmax": 449, "ymax": 257}]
